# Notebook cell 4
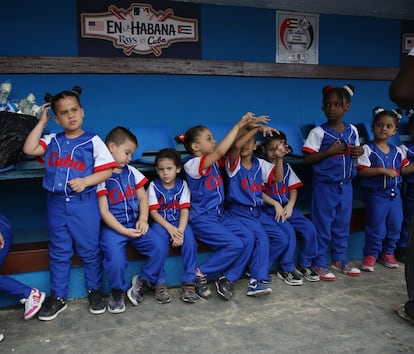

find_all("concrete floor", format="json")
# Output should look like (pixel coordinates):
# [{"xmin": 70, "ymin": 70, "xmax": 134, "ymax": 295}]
[{"xmin": 1, "ymin": 262, "xmax": 414, "ymax": 354}]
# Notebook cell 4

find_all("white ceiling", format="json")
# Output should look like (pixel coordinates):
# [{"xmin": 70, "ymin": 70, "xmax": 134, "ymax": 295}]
[{"xmin": 178, "ymin": 0, "xmax": 414, "ymax": 20}]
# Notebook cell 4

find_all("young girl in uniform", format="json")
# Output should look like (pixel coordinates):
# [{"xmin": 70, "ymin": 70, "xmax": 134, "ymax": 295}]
[
  {"xmin": 302, "ymin": 84, "xmax": 363, "ymax": 281},
  {"xmin": 98, "ymin": 127, "xmax": 169, "ymax": 313},
  {"xmin": 23, "ymin": 87, "xmax": 116, "ymax": 320},
  {"xmin": 147, "ymin": 148, "xmax": 202, "ymax": 303},
  {"xmin": 225, "ymin": 123, "xmax": 302, "ymax": 292},
  {"xmin": 397, "ymin": 109, "xmax": 414, "ymax": 263},
  {"xmin": 182, "ymin": 113, "xmax": 257, "ymax": 300},
  {"xmin": 261, "ymin": 132, "xmax": 320, "ymax": 282},
  {"xmin": 357, "ymin": 107, "xmax": 409, "ymax": 272}
]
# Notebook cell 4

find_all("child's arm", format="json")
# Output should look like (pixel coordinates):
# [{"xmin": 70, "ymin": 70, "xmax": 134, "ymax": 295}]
[
  {"xmin": 203, "ymin": 112, "xmax": 255, "ymax": 169},
  {"xmin": 262, "ymin": 192, "xmax": 286, "ymax": 222},
  {"xmin": 283, "ymin": 189, "xmax": 297, "ymax": 219},
  {"xmin": 357, "ymin": 167, "xmax": 398, "ymax": 178},
  {"xmin": 23, "ymin": 103, "xmax": 51, "ymax": 156},
  {"xmin": 303, "ymin": 139, "xmax": 347, "ymax": 165},
  {"xmin": 68, "ymin": 169, "xmax": 113, "ymax": 193},
  {"xmin": 136, "ymin": 186, "xmax": 150, "ymax": 235},
  {"xmin": 0, "ymin": 232, "xmax": 4, "ymax": 249},
  {"xmin": 149, "ymin": 209, "xmax": 184, "ymax": 247},
  {"xmin": 98, "ymin": 195, "xmax": 142, "ymax": 238}
]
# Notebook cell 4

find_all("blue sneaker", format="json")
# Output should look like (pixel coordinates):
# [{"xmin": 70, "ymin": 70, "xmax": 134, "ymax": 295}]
[{"xmin": 246, "ymin": 279, "xmax": 272, "ymax": 296}]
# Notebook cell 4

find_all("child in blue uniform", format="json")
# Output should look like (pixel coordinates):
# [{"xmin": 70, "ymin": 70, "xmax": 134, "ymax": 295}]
[
  {"xmin": 23, "ymin": 87, "xmax": 116, "ymax": 320},
  {"xmin": 182, "ymin": 113, "xmax": 257, "ymax": 300},
  {"xmin": 98, "ymin": 127, "xmax": 169, "ymax": 313},
  {"xmin": 302, "ymin": 84, "xmax": 363, "ymax": 281},
  {"xmin": 261, "ymin": 132, "xmax": 320, "ymax": 282},
  {"xmin": 357, "ymin": 107, "xmax": 409, "ymax": 272},
  {"xmin": 148, "ymin": 148, "xmax": 201, "ymax": 303},
  {"xmin": 0, "ymin": 213, "xmax": 46, "ymax": 324},
  {"xmin": 397, "ymin": 109, "xmax": 414, "ymax": 263},
  {"xmin": 225, "ymin": 123, "xmax": 301, "ymax": 292}
]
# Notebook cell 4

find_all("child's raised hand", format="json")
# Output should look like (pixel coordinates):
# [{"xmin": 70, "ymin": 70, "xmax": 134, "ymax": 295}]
[
  {"xmin": 237, "ymin": 112, "xmax": 256, "ymax": 129},
  {"xmin": 39, "ymin": 103, "xmax": 52, "ymax": 124},
  {"xmin": 257, "ymin": 125, "xmax": 280, "ymax": 137}
]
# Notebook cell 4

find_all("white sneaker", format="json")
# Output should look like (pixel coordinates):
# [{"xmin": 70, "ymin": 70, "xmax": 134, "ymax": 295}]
[
  {"xmin": 0, "ymin": 333, "xmax": 4, "ymax": 342},
  {"xmin": 21, "ymin": 288, "xmax": 46, "ymax": 320}
]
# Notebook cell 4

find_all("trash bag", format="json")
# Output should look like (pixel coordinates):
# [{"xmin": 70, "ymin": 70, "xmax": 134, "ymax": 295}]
[{"xmin": 0, "ymin": 111, "xmax": 38, "ymax": 169}]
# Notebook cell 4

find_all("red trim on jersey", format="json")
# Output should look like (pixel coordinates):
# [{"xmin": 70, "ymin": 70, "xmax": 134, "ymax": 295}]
[
  {"xmin": 96, "ymin": 190, "xmax": 108, "ymax": 197},
  {"xmin": 94, "ymin": 161, "xmax": 117, "ymax": 173},
  {"xmin": 356, "ymin": 165, "xmax": 368, "ymax": 170},
  {"xmin": 149, "ymin": 204, "xmax": 160, "ymax": 211},
  {"xmin": 180, "ymin": 202, "xmax": 191, "ymax": 209},
  {"xmin": 266, "ymin": 165, "xmax": 277, "ymax": 185},
  {"xmin": 135, "ymin": 177, "xmax": 149, "ymax": 189},
  {"xmin": 39, "ymin": 140, "xmax": 47, "ymax": 152},
  {"xmin": 401, "ymin": 157, "xmax": 410, "ymax": 168},
  {"xmin": 288, "ymin": 181, "xmax": 303, "ymax": 190},
  {"xmin": 225, "ymin": 155, "xmax": 240, "ymax": 173},
  {"xmin": 199, "ymin": 155, "xmax": 212, "ymax": 176},
  {"xmin": 302, "ymin": 146, "xmax": 316, "ymax": 153}
]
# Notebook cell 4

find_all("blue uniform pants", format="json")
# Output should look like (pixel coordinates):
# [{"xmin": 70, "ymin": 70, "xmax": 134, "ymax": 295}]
[
  {"xmin": 101, "ymin": 223, "xmax": 168, "ymax": 290},
  {"xmin": 0, "ymin": 215, "xmax": 31, "ymax": 299},
  {"xmin": 400, "ymin": 182, "xmax": 414, "ymax": 248},
  {"xmin": 150, "ymin": 222, "xmax": 198, "ymax": 284},
  {"xmin": 47, "ymin": 192, "xmax": 103, "ymax": 298},
  {"xmin": 226, "ymin": 205, "xmax": 270, "ymax": 281},
  {"xmin": 362, "ymin": 190, "xmax": 403, "ymax": 257},
  {"xmin": 286, "ymin": 208, "xmax": 318, "ymax": 268},
  {"xmin": 311, "ymin": 180, "xmax": 353, "ymax": 267},
  {"xmin": 190, "ymin": 210, "xmax": 254, "ymax": 283}
]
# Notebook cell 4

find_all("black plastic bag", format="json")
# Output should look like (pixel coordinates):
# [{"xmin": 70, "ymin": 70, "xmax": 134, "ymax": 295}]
[{"xmin": 0, "ymin": 111, "xmax": 38, "ymax": 169}]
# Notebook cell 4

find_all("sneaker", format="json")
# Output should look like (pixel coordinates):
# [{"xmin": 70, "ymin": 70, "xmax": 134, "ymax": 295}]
[
  {"xmin": 263, "ymin": 274, "xmax": 274, "ymax": 284},
  {"xmin": 378, "ymin": 253, "xmax": 399, "ymax": 269},
  {"xmin": 397, "ymin": 304, "xmax": 414, "ymax": 325},
  {"xmin": 295, "ymin": 266, "xmax": 320, "ymax": 282},
  {"xmin": 21, "ymin": 288, "xmax": 46, "ymax": 320},
  {"xmin": 246, "ymin": 279, "xmax": 272, "ymax": 296},
  {"xmin": 38, "ymin": 295, "xmax": 67, "ymax": 321},
  {"xmin": 181, "ymin": 283, "xmax": 198, "ymax": 303},
  {"xmin": 88, "ymin": 290, "xmax": 106, "ymax": 314},
  {"xmin": 276, "ymin": 271, "xmax": 303, "ymax": 286},
  {"xmin": 246, "ymin": 271, "xmax": 273, "ymax": 284},
  {"xmin": 108, "ymin": 289, "xmax": 125, "ymax": 314},
  {"xmin": 155, "ymin": 284, "xmax": 171, "ymax": 304},
  {"xmin": 0, "ymin": 333, "xmax": 3, "ymax": 342},
  {"xmin": 215, "ymin": 276, "xmax": 233, "ymax": 301},
  {"xmin": 361, "ymin": 255, "xmax": 376, "ymax": 272},
  {"xmin": 195, "ymin": 274, "xmax": 212, "ymax": 299},
  {"xmin": 127, "ymin": 275, "xmax": 146, "ymax": 306},
  {"xmin": 331, "ymin": 260, "xmax": 361, "ymax": 276},
  {"xmin": 395, "ymin": 247, "xmax": 407, "ymax": 263},
  {"xmin": 311, "ymin": 265, "xmax": 336, "ymax": 281}
]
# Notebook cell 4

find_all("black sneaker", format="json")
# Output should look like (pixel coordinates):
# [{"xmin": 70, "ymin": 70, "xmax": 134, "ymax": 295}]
[
  {"xmin": 38, "ymin": 295, "xmax": 67, "ymax": 321},
  {"xmin": 195, "ymin": 274, "xmax": 212, "ymax": 299},
  {"xmin": 181, "ymin": 283, "xmax": 198, "ymax": 304},
  {"xmin": 295, "ymin": 266, "xmax": 320, "ymax": 282},
  {"xmin": 276, "ymin": 271, "xmax": 304, "ymax": 286},
  {"xmin": 108, "ymin": 289, "xmax": 126, "ymax": 314},
  {"xmin": 88, "ymin": 290, "xmax": 106, "ymax": 314},
  {"xmin": 215, "ymin": 276, "xmax": 233, "ymax": 301},
  {"xmin": 155, "ymin": 284, "xmax": 171, "ymax": 304}
]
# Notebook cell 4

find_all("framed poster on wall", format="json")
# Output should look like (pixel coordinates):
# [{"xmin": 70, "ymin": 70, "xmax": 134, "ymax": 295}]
[{"xmin": 276, "ymin": 11, "xmax": 319, "ymax": 64}]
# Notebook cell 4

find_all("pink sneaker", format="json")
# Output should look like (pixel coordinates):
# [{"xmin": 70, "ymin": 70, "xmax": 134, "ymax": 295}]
[
  {"xmin": 331, "ymin": 260, "xmax": 361, "ymax": 276},
  {"xmin": 378, "ymin": 254, "xmax": 399, "ymax": 269},
  {"xmin": 21, "ymin": 288, "xmax": 46, "ymax": 320},
  {"xmin": 311, "ymin": 265, "xmax": 336, "ymax": 281},
  {"xmin": 361, "ymin": 255, "xmax": 376, "ymax": 272}
]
